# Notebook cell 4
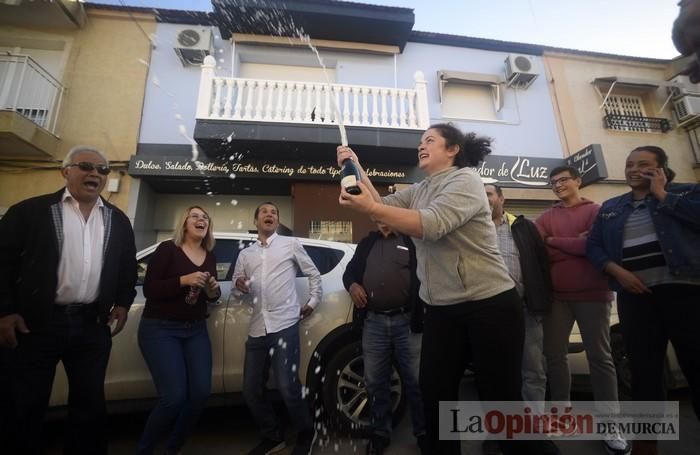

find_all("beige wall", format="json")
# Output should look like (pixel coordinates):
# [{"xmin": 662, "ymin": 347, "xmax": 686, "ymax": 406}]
[
  {"xmin": 0, "ymin": 7, "xmax": 155, "ymax": 213},
  {"xmin": 544, "ymin": 52, "xmax": 699, "ymax": 200}
]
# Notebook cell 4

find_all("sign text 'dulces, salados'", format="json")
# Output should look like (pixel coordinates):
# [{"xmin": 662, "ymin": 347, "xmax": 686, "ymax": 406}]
[{"xmin": 128, "ymin": 145, "xmax": 608, "ymax": 188}]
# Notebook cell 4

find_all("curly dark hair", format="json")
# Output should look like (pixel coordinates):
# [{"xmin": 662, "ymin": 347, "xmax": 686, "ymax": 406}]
[{"xmin": 428, "ymin": 123, "xmax": 493, "ymax": 168}]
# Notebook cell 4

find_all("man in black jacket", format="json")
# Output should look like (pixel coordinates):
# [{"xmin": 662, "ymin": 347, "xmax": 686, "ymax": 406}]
[
  {"xmin": 484, "ymin": 184, "xmax": 557, "ymax": 454},
  {"xmin": 343, "ymin": 222, "xmax": 425, "ymax": 455},
  {"xmin": 0, "ymin": 146, "xmax": 137, "ymax": 454}
]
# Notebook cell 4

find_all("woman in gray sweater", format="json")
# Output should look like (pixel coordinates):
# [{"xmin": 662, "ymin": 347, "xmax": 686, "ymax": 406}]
[{"xmin": 338, "ymin": 123, "xmax": 558, "ymax": 455}]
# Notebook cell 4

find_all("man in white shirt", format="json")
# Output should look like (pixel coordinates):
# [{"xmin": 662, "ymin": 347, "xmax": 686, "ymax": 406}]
[
  {"xmin": 0, "ymin": 146, "xmax": 137, "ymax": 454},
  {"xmin": 233, "ymin": 202, "xmax": 322, "ymax": 455}
]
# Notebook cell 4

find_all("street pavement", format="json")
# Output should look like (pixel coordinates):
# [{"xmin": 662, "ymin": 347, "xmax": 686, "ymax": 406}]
[{"xmin": 45, "ymin": 376, "xmax": 700, "ymax": 454}]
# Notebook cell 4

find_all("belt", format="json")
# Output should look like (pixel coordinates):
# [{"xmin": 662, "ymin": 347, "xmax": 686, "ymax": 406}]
[
  {"xmin": 368, "ymin": 306, "xmax": 410, "ymax": 316},
  {"xmin": 53, "ymin": 302, "xmax": 97, "ymax": 314}
]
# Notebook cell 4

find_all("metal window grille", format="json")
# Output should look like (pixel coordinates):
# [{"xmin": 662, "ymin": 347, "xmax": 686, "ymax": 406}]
[
  {"xmin": 603, "ymin": 95, "xmax": 651, "ymax": 132},
  {"xmin": 309, "ymin": 220, "xmax": 352, "ymax": 242}
]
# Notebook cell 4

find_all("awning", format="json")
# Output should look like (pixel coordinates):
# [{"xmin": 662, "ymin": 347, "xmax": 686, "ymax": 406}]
[
  {"xmin": 592, "ymin": 76, "xmax": 691, "ymax": 112},
  {"xmin": 591, "ymin": 76, "xmax": 693, "ymax": 90},
  {"xmin": 438, "ymin": 70, "xmax": 502, "ymax": 86},
  {"xmin": 437, "ymin": 70, "xmax": 504, "ymax": 111}
]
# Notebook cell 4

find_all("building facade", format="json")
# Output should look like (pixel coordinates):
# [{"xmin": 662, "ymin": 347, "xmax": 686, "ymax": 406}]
[
  {"xmin": 7, "ymin": 1, "xmax": 695, "ymax": 244},
  {"xmin": 128, "ymin": 0, "xmax": 567, "ymax": 248},
  {"xmin": 543, "ymin": 49, "xmax": 700, "ymax": 204},
  {"xmin": 0, "ymin": 2, "xmax": 155, "ymax": 215}
]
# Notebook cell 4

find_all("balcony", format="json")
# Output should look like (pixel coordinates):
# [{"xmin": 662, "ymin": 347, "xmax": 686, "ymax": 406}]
[
  {"xmin": 0, "ymin": 53, "xmax": 63, "ymax": 159},
  {"xmin": 603, "ymin": 113, "xmax": 672, "ymax": 134},
  {"xmin": 193, "ymin": 55, "xmax": 429, "ymax": 165},
  {"xmin": 0, "ymin": 0, "xmax": 87, "ymax": 29}
]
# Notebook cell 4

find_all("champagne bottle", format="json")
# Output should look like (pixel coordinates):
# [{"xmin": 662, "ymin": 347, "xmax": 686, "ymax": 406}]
[
  {"xmin": 185, "ymin": 285, "xmax": 201, "ymax": 305},
  {"xmin": 340, "ymin": 158, "xmax": 361, "ymax": 195}
]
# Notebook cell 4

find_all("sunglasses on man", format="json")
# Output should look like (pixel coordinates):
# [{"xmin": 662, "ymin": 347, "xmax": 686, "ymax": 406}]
[{"xmin": 65, "ymin": 161, "xmax": 111, "ymax": 175}]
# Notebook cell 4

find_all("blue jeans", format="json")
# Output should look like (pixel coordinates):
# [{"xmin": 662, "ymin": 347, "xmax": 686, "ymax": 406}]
[
  {"xmin": 521, "ymin": 308, "xmax": 546, "ymax": 414},
  {"xmin": 136, "ymin": 318, "xmax": 212, "ymax": 454},
  {"xmin": 243, "ymin": 322, "xmax": 312, "ymax": 440},
  {"xmin": 363, "ymin": 311, "xmax": 425, "ymax": 440}
]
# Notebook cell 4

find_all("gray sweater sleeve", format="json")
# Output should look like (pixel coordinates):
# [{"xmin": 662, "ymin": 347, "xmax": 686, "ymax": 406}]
[{"xmin": 418, "ymin": 169, "xmax": 487, "ymax": 242}]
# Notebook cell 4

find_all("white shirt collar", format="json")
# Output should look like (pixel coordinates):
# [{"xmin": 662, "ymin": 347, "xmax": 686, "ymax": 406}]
[
  {"xmin": 257, "ymin": 231, "xmax": 278, "ymax": 246},
  {"xmin": 62, "ymin": 188, "xmax": 104, "ymax": 208}
]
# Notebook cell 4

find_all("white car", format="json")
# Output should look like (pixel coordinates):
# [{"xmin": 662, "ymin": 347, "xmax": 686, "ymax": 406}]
[
  {"xmin": 48, "ymin": 233, "xmax": 684, "ymax": 430},
  {"xmin": 48, "ymin": 233, "xmax": 401, "ymax": 432}
]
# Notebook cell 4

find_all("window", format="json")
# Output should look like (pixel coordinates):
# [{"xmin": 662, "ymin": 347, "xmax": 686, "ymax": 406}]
[
  {"xmin": 135, "ymin": 239, "xmax": 343, "ymax": 287},
  {"xmin": 301, "ymin": 245, "xmax": 345, "ymax": 276},
  {"xmin": 309, "ymin": 220, "xmax": 352, "ymax": 243},
  {"xmin": 17, "ymin": 108, "xmax": 48, "ymax": 126},
  {"xmin": 438, "ymin": 70, "xmax": 502, "ymax": 121},
  {"xmin": 603, "ymin": 95, "xmax": 651, "ymax": 133},
  {"xmin": 212, "ymin": 239, "xmax": 243, "ymax": 281},
  {"xmin": 593, "ymin": 76, "xmax": 672, "ymax": 133},
  {"xmin": 136, "ymin": 255, "xmax": 151, "ymax": 286},
  {"xmin": 441, "ymin": 84, "xmax": 497, "ymax": 120},
  {"xmin": 238, "ymin": 62, "xmax": 336, "ymax": 83},
  {"xmin": 135, "ymin": 239, "xmax": 254, "ymax": 286}
]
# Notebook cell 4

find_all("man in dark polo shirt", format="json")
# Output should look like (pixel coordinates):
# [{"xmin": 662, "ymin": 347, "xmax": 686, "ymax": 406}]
[{"xmin": 343, "ymin": 221, "xmax": 425, "ymax": 455}]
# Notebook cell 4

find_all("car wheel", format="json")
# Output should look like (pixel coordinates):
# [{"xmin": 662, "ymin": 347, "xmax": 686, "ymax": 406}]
[
  {"xmin": 610, "ymin": 329, "xmax": 632, "ymax": 399},
  {"xmin": 322, "ymin": 340, "xmax": 406, "ymax": 435}
]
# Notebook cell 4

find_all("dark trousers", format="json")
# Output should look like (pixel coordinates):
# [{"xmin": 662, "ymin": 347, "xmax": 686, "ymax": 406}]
[
  {"xmin": 0, "ymin": 305, "xmax": 112, "ymax": 455},
  {"xmin": 420, "ymin": 288, "xmax": 529, "ymax": 455},
  {"xmin": 618, "ymin": 284, "xmax": 700, "ymax": 421},
  {"xmin": 242, "ymin": 322, "xmax": 313, "ymax": 441}
]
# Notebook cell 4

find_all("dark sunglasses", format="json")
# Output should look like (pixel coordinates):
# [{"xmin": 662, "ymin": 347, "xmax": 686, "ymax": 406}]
[{"xmin": 65, "ymin": 161, "xmax": 111, "ymax": 175}]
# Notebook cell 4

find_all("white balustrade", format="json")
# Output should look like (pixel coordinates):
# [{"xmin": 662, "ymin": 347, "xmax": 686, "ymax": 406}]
[{"xmin": 199, "ymin": 69, "xmax": 429, "ymax": 130}]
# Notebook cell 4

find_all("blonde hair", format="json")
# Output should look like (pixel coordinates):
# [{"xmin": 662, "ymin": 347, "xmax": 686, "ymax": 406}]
[{"xmin": 173, "ymin": 206, "xmax": 215, "ymax": 252}]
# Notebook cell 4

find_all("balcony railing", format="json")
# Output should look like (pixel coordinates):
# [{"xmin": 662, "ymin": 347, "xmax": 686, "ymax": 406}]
[
  {"xmin": 603, "ymin": 114, "xmax": 671, "ymax": 133},
  {"xmin": 0, "ymin": 53, "xmax": 64, "ymax": 134},
  {"xmin": 196, "ymin": 55, "xmax": 429, "ymax": 130}
]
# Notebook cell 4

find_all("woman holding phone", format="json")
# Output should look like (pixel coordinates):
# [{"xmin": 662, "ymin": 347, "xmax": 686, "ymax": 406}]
[
  {"xmin": 587, "ymin": 146, "xmax": 700, "ymax": 454},
  {"xmin": 136, "ymin": 206, "xmax": 221, "ymax": 455}
]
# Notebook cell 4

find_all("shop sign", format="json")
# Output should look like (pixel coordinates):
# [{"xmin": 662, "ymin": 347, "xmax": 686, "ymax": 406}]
[
  {"xmin": 565, "ymin": 144, "xmax": 608, "ymax": 187},
  {"xmin": 128, "ymin": 156, "xmax": 422, "ymax": 183},
  {"xmin": 129, "ymin": 145, "xmax": 608, "ymax": 188}
]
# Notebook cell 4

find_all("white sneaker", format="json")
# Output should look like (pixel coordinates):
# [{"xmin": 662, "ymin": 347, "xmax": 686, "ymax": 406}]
[{"xmin": 604, "ymin": 432, "xmax": 631, "ymax": 454}]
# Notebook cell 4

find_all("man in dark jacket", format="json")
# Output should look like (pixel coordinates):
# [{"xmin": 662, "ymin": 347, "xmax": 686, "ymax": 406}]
[
  {"xmin": 0, "ymin": 146, "xmax": 137, "ymax": 454},
  {"xmin": 343, "ymin": 221, "xmax": 425, "ymax": 455},
  {"xmin": 484, "ymin": 184, "xmax": 557, "ymax": 454}
]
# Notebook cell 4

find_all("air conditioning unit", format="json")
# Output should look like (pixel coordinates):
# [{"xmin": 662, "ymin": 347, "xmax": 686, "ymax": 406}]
[
  {"xmin": 504, "ymin": 54, "xmax": 538, "ymax": 89},
  {"xmin": 173, "ymin": 26, "xmax": 213, "ymax": 67},
  {"xmin": 672, "ymin": 94, "xmax": 700, "ymax": 127},
  {"xmin": 667, "ymin": 75, "xmax": 700, "ymax": 98}
]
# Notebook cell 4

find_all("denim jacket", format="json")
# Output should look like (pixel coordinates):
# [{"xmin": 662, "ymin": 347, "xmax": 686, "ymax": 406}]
[{"xmin": 586, "ymin": 183, "xmax": 700, "ymax": 292}]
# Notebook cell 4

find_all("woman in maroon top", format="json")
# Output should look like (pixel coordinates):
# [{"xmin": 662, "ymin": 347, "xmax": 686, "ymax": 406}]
[{"xmin": 136, "ymin": 206, "xmax": 220, "ymax": 455}]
